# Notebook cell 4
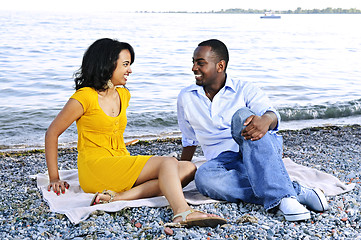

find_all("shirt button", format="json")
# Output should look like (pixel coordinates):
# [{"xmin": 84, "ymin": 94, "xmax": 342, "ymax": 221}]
[{"xmin": 115, "ymin": 121, "xmax": 119, "ymax": 125}]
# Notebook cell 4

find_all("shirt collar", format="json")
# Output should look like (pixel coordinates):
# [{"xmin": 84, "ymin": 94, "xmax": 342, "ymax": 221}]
[
  {"xmin": 187, "ymin": 84, "xmax": 201, "ymax": 92},
  {"xmin": 224, "ymin": 75, "xmax": 236, "ymax": 93},
  {"xmin": 186, "ymin": 74, "xmax": 236, "ymax": 93}
]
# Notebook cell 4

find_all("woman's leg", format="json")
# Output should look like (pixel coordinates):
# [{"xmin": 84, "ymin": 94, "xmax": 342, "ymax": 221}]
[
  {"xmin": 95, "ymin": 156, "xmax": 194, "ymax": 200},
  {"xmin": 121, "ymin": 157, "xmax": 196, "ymax": 200},
  {"xmin": 95, "ymin": 156, "xmax": 219, "ymax": 222}
]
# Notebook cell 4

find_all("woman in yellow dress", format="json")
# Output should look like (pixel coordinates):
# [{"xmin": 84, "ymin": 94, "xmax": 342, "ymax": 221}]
[{"xmin": 45, "ymin": 38, "xmax": 226, "ymax": 227}]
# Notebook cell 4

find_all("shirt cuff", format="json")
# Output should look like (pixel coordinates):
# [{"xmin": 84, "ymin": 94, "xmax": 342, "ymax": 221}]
[{"xmin": 182, "ymin": 138, "xmax": 198, "ymax": 147}]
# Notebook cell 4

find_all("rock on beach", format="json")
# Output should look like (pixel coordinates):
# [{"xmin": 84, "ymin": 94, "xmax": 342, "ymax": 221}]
[{"xmin": 0, "ymin": 125, "xmax": 360, "ymax": 239}]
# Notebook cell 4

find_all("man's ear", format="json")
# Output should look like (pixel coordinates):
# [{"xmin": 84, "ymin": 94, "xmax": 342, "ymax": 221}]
[{"xmin": 217, "ymin": 60, "xmax": 226, "ymax": 73}]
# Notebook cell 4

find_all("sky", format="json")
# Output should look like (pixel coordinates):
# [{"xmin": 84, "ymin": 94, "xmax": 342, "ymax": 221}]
[{"xmin": 1, "ymin": 0, "xmax": 361, "ymax": 12}]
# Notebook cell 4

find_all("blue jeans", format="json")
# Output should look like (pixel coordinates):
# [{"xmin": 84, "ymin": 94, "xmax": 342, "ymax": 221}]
[{"xmin": 195, "ymin": 107, "xmax": 299, "ymax": 210}]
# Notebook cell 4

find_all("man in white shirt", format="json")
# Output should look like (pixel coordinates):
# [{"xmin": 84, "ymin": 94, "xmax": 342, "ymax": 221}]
[{"xmin": 177, "ymin": 39, "xmax": 328, "ymax": 221}]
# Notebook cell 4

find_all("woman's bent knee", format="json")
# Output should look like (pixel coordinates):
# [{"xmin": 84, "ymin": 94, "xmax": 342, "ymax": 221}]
[
  {"xmin": 162, "ymin": 156, "xmax": 179, "ymax": 166},
  {"xmin": 179, "ymin": 161, "xmax": 196, "ymax": 186},
  {"xmin": 179, "ymin": 161, "xmax": 196, "ymax": 172},
  {"xmin": 150, "ymin": 156, "xmax": 178, "ymax": 165}
]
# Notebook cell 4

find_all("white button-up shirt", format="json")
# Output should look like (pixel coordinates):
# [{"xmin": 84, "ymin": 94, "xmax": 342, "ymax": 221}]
[{"xmin": 177, "ymin": 77, "xmax": 280, "ymax": 161}]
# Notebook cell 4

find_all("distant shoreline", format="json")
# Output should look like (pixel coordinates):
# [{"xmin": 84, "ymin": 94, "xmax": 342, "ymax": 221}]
[
  {"xmin": 136, "ymin": 12, "xmax": 361, "ymax": 14},
  {"xmin": 2, "ymin": 8, "xmax": 360, "ymax": 15},
  {"xmin": 136, "ymin": 7, "xmax": 361, "ymax": 14}
]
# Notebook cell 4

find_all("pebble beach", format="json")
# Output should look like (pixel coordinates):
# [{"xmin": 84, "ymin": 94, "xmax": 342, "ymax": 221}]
[{"xmin": 0, "ymin": 125, "xmax": 360, "ymax": 239}]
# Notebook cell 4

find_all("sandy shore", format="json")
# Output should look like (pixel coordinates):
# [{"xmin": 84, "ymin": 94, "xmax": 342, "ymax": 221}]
[{"xmin": 0, "ymin": 125, "xmax": 360, "ymax": 239}]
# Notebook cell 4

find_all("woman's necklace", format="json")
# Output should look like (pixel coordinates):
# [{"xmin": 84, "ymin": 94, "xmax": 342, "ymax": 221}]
[{"xmin": 97, "ymin": 89, "xmax": 119, "ymax": 117}]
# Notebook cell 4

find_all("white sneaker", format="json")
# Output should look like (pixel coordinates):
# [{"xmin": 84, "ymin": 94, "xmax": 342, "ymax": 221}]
[
  {"xmin": 298, "ymin": 185, "xmax": 329, "ymax": 212},
  {"xmin": 279, "ymin": 197, "xmax": 311, "ymax": 221}
]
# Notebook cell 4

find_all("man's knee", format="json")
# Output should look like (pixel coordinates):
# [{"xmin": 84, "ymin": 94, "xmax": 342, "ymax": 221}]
[
  {"xmin": 231, "ymin": 107, "xmax": 255, "ymax": 144},
  {"xmin": 231, "ymin": 107, "xmax": 254, "ymax": 128}
]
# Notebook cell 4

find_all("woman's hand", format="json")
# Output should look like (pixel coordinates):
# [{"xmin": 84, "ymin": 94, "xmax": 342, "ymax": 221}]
[{"xmin": 47, "ymin": 179, "xmax": 70, "ymax": 195}]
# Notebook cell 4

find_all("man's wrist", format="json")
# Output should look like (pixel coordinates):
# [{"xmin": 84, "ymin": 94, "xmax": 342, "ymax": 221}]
[{"xmin": 263, "ymin": 112, "xmax": 277, "ymax": 130}]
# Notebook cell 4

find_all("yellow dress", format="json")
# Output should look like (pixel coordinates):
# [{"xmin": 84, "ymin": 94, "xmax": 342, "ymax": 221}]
[{"xmin": 70, "ymin": 87, "xmax": 151, "ymax": 193}]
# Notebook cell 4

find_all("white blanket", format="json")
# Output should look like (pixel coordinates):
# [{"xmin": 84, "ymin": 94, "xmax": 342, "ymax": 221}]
[
  {"xmin": 283, "ymin": 157, "xmax": 355, "ymax": 196},
  {"xmin": 33, "ymin": 157, "xmax": 355, "ymax": 224}
]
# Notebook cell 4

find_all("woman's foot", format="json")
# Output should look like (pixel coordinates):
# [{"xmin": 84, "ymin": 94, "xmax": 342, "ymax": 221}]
[
  {"xmin": 173, "ymin": 209, "xmax": 218, "ymax": 223},
  {"xmin": 91, "ymin": 193, "xmax": 110, "ymax": 205},
  {"xmin": 171, "ymin": 209, "xmax": 227, "ymax": 227},
  {"xmin": 90, "ymin": 190, "xmax": 116, "ymax": 206}
]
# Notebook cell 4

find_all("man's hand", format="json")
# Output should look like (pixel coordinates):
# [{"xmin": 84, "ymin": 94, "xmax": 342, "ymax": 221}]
[{"xmin": 241, "ymin": 112, "xmax": 276, "ymax": 141}]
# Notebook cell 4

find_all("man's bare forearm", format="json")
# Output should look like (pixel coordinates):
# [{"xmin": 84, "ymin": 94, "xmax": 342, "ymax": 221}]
[{"xmin": 180, "ymin": 146, "xmax": 197, "ymax": 161}]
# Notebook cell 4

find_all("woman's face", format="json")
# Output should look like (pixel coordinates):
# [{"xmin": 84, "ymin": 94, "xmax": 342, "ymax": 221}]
[{"xmin": 111, "ymin": 49, "xmax": 132, "ymax": 86}]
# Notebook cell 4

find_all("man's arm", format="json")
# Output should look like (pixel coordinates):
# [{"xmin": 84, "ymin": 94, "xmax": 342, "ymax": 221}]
[
  {"xmin": 180, "ymin": 146, "xmax": 197, "ymax": 161},
  {"xmin": 241, "ymin": 111, "xmax": 278, "ymax": 141},
  {"xmin": 177, "ymin": 91, "xmax": 199, "ymax": 161}
]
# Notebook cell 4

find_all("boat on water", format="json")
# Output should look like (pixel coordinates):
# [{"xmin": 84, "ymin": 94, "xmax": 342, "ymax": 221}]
[{"xmin": 260, "ymin": 12, "xmax": 281, "ymax": 19}]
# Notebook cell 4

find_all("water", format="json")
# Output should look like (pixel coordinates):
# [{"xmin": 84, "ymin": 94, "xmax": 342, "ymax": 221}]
[{"xmin": 0, "ymin": 11, "xmax": 360, "ymax": 151}]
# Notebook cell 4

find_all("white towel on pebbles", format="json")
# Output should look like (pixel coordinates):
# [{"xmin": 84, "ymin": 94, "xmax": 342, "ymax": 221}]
[
  {"xmin": 282, "ymin": 157, "xmax": 355, "ymax": 196},
  {"xmin": 32, "ymin": 157, "xmax": 355, "ymax": 224}
]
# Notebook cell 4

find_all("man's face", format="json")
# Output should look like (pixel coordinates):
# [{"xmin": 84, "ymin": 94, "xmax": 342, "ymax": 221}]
[{"xmin": 192, "ymin": 46, "xmax": 219, "ymax": 87}]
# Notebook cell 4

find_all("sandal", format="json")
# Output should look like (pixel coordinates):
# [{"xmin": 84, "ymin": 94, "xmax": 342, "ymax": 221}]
[
  {"xmin": 90, "ymin": 190, "xmax": 116, "ymax": 206},
  {"xmin": 165, "ymin": 209, "xmax": 227, "ymax": 228}
]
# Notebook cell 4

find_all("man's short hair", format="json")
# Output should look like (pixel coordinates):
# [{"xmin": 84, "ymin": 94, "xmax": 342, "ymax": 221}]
[{"xmin": 198, "ymin": 39, "xmax": 229, "ymax": 71}]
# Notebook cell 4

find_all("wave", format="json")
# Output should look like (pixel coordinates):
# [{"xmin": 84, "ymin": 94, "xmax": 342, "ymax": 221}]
[
  {"xmin": 126, "ymin": 99, "xmax": 361, "ymax": 128},
  {"xmin": 278, "ymin": 98, "xmax": 361, "ymax": 121}
]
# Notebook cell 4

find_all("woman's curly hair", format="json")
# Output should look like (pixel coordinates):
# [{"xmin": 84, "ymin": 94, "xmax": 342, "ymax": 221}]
[{"xmin": 74, "ymin": 38, "xmax": 134, "ymax": 91}]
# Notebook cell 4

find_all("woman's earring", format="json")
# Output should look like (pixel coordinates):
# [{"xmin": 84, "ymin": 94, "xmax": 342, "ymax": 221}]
[{"xmin": 107, "ymin": 79, "xmax": 114, "ymax": 89}]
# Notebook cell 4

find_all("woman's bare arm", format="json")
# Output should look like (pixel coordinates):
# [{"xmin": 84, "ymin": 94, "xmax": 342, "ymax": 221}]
[{"xmin": 45, "ymin": 98, "xmax": 83, "ymax": 195}]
